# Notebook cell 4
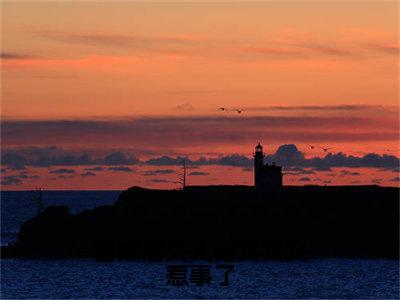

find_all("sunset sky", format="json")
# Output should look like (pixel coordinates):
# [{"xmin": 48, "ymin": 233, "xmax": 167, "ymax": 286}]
[{"xmin": 1, "ymin": 1, "xmax": 399, "ymax": 190}]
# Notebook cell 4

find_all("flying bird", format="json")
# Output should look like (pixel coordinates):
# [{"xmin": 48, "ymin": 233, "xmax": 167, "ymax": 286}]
[
  {"xmin": 320, "ymin": 147, "xmax": 334, "ymax": 152},
  {"xmin": 218, "ymin": 107, "xmax": 227, "ymax": 111},
  {"xmin": 307, "ymin": 144, "xmax": 318, "ymax": 150},
  {"xmin": 234, "ymin": 109, "xmax": 244, "ymax": 114}
]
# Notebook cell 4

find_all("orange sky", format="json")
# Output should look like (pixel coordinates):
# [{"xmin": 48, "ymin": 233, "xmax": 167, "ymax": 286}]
[{"xmin": 1, "ymin": 2, "xmax": 399, "ymax": 189}]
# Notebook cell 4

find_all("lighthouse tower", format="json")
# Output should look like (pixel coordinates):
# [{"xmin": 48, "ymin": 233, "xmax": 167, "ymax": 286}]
[
  {"xmin": 254, "ymin": 142, "xmax": 265, "ymax": 188},
  {"xmin": 253, "ymin": 142, "xmax": 283, "ymax": 191}
]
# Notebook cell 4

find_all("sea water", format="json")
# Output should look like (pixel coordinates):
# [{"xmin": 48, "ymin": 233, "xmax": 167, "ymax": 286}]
[{"xmin": 1, "ymin": 191, "xmax": 399, "ymax": 299}]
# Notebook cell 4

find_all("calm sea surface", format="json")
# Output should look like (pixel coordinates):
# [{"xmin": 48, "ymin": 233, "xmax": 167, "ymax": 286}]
[{"xmin": 1, "ymin": 191, "xmax": 399, "ymax": 299}]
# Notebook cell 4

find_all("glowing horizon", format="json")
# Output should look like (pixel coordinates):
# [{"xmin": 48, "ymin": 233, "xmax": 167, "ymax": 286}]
[{"xmin": 1, "ymin": 1, "xmax": 399, "ymax": 189}]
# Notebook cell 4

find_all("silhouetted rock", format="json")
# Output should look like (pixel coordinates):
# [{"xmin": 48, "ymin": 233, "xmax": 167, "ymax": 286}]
[{"xmin": 2, "ymin": 185, "xmax": 399, "ymax": 260}]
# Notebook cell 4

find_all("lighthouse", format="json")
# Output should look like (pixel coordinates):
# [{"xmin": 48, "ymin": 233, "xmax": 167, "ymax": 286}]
[{"xmin": 254, "ymin": 142, "xmax": 283, "ymax": 191}]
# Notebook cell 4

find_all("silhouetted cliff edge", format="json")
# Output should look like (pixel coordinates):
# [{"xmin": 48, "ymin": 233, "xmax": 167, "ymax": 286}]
[{"xmin": 2, "ymin": 185, "xmax": 399, "ymax": 260}]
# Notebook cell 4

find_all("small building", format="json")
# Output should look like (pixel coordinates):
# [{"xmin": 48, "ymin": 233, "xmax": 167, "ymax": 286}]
[{"xmin": 254, "ymin": 142, "xmax": 283, "ymax": 191}]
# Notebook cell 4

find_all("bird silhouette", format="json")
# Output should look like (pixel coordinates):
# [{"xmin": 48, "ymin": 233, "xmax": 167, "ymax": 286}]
[
  {"xmin": 218, "ymin": 107, "xmax": 227, "ymax": 111},
  {"xmin": 234, "ymin": 109, "xmax": 244, "ymax": 114},
  {"xmin": 307, "ymin": 144, "xmax": 318, "ymax": 150},
  {"xmin": 320, "ymin": 147, "xmax": 334, "ymax": 152}
]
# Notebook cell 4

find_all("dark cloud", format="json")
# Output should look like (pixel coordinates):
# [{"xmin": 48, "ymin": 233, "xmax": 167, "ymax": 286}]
[
  {"xmin": 284, "ymin": 167, "xmax": 315, "ymax": 175},
  {"xmin": 81, "ymin": 171, "xmax": 96, "ymax": 177},
  {"xmin": 299, "ymin": 177, "xmax": 311, "ymax": 182},
  {"xmin": 146, "ymin": 144, "xmax": 399, "ymax": 172},
  {"xmin": 269, "ymin": 144, "xmax": 305, "ymax": 166},
  {"xmin": 10, "ymin": 172, "xmax": 40, "ymax": 179},
  {"xmin": 1, "ymin": 153, "xmax": 28, "ymax": 170},
  {"xmin": 244, "ymin": 105, "xmax": 394, "ymax": 112},
  {"xmin": 0, "ymin": 52, "xmax": 32, "ymax": 59},
  {"xmin": 84, "ymin": 166, "xmax": 105, "ymax": 171},
  {"xmin": 102, "ymin": 152, "xmax": 138, "ymax": 165},
  {"xmin": 146, "ymin": 156, "xmax": 187, "ymax": 166},
  {"xmin": 269, "ymin": 145, "xmax": 399, "ymax": 171},
  {"xmin": 189, "ymin": 171, "xmax": 209, "ymax": 176},
  {"xmin": 339, "ymin": 170, "xmax": 361, "ymax": 176},
  {"xmin": 1, "ymin": 176, "xmax": 23, "ymax": 186},
  {"xmin": 35, "ymin": 31, "xmax": 195, "ymax": 55},
  {"xmin": 1, "ymin": 144, "xmax": 398, "ymax": 173},
  {"xmin": 49, "ymin": 168, "xmax": 76, "ymax": 174},
  {"xmin": 0, "ymin": 147, "xmax": 139, "ymax": 169},
  {"xmin": 149, "ymin": 179, "xmax": 171, "ymax": 183},
  {"xmin": 143, "ymin": 169, "xmax": 176, "ymax": 176},
  {"xmin": 108, "ymin": 166, "xmax": 134, "ymax": 172},
  {"xmin": 3, "ymin": 115, "xmax": 397, "ymax": 149},
  {"xmin": 389, "ymin": 177, "xmax": 400, "ymax": 182}
]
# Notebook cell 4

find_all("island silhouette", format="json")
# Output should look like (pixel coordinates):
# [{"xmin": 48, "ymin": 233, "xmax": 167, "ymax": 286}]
[{"xmin": 2, "ymin": 144, "xmax": 399, "ymax": 261}]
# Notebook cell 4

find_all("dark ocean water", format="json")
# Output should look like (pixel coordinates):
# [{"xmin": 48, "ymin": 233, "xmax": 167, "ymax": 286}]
[{"xmin": 1, "ymin": 191, "xmax": 399, "ymax": 299}]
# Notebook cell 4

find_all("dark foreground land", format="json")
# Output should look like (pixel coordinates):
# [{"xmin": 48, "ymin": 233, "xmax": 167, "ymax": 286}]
[{"xmin": 2, "ymin": 185, "xmax": 399, "ymax": 260}]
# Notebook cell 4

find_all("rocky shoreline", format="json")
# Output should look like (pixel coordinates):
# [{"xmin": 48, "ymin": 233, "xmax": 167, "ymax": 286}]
[{"xmin": 2, "ymin": 185, "xmax": 399, "ymax": 261}]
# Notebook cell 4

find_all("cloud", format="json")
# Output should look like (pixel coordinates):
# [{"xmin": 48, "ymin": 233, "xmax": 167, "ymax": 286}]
[
  {"xmin": 284, "ymin": 167, "xmax": 315, "ymax": 175},
  {"xmin": 34, "ymin": 31, "xmax": 198, "ymax": 56},
  {"xmin": 299, "ymin": 177, "xmax": 311, "ymax": 182},
  {"xmin": 101, "ymin": 152, "xmax": 138, "ymax": 165},
  {"xmin": 10, "ymin": 171, "xmax": 40, "ymax": 180},
  {"xmin": 0, "ymin": 147, "xmax": 139, "ymax": 169},
  {"xmin": 236, "ymin": 39, "xmax": 357, "ymax": 59},
  {"xmin": 108, "ymin": 166, "xmax": 134, "ymax": 172},
  {"xmin": 49, "ymin": 168, "xmax": 76, "ymax": 174},
  {"xmin": 239, "ymin": 42, "xmax": 352, "ymax": 59},
  {"xmin": 361, "ymin": 43, "xmax": 399, "ymax": 55},
  {"xmin": 149, "ymin": 179, "xmax": 171, "ymax": 183},
  {"xmin": 2, "ymin": 114, "xmax": 397, "ymax": 150},
  {"xmin": 389, "ymin": 177, "xmax": 400, "ymax": 182},
  {"xmin": 84, "ymin": 166, "xmax": 105, "ymax": 171},
  {"xmin": 189, "ymin": 171, "xmax": 209, "ymax": 176},
  {"xmin": 296, "ymin": 43, "xmax": 352, "ymax": 56},
  {"xmin": 243, "ymin": 105, "xmax": 395, "ymax": 112},
  {"xmin": 146, "ymin": 144, "xmax": 399, "ymax": 171},
  {"xmin": 0, "ymin": 52, "xmax": 32, "ymax": 60},
  {"xmin": 1, "ymin": 144, "xmax": 399, "ymax": 172},
  {"xmin": 143, "ymin": 169, "xmax": 176, "ymax": 176},
  {"xmin": 145, "ymin": 154, "xmax": 251, "ymax": 167},
  {"xmin": 81, "ymin": 171, "xmax": 96, "ymax": 177},
  {"xmin": 1, "ymin": 176, "xmax": 23, "ymax": 186},
  {"xmin": 339, "ymin": 170, "xmax": 361, "ymax": 176},
  {"xmin": 146, "ymin": 156, "xmax": 187, "ymax": 166},
  {"xmin": 1, "ymin": 153, "xmax": 28, "ymax": 170},
  {"xmin": 2, "ymin": 114, "xmax": 398, "ymax": 149}
]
